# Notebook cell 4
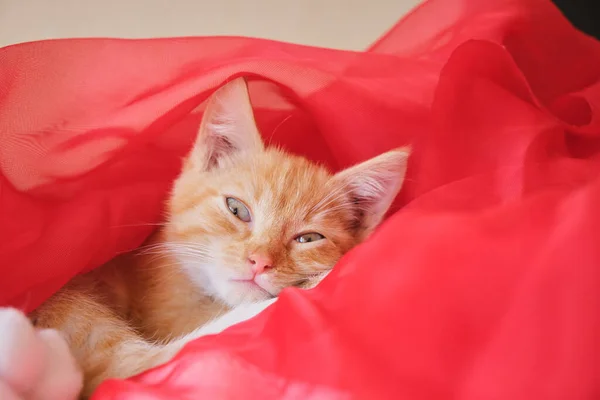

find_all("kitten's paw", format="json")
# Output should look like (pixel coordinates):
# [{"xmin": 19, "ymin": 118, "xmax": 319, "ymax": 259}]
[{"xmin": 0, "ymin": 308, "xmax": 83, "ymax": 400}]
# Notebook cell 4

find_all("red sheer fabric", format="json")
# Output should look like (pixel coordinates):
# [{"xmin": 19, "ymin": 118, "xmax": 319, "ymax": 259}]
[{"xmin": 1, "ymin": 0, "xmax": 600, "ymax": 398}]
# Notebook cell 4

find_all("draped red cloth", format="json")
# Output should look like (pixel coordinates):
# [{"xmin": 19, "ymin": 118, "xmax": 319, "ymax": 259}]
[{"xmin": 2, "ymin": 0, "xmax": 600, "ymax": 398}]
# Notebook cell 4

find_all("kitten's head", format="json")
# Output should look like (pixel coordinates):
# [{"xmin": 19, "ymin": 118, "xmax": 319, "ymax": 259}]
[{"xmin": 165, "ymin": 78, "xmax": 409, "ymax": 306}]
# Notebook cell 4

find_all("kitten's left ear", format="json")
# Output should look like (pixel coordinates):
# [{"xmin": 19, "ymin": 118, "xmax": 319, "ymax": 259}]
[
  {"xmin": 332, "ymin": 147, "xmax": 410, "ymax": 236},
  {"xmin": 187, "ymin": 77, "xmax": 264, "ymax": 171}
]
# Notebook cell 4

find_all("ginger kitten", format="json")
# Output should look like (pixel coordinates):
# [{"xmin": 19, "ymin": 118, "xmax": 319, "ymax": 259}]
[{"xmin": 25, "ymin": 78, "xmax": 409, "ymax": 397}]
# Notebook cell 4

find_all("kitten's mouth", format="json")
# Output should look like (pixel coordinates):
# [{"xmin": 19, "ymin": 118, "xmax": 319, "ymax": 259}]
[{"xmin": 231, "ymin": 279, "xmax": 274, "ymax": 297}]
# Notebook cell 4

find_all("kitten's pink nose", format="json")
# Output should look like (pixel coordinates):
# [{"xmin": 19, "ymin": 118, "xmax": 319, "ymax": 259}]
[{"xmin": 248, "ymin": 254, "xmax": 273, "ymax": 274}]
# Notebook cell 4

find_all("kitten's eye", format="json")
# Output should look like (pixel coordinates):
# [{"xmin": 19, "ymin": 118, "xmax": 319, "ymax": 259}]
[
  {"xmin": 226, "ymin": 197, "xmax": 252, "ymax": 222},
  {"xmin": 295, "ymin": 232, "xmax": 325, "ymax": 243}
]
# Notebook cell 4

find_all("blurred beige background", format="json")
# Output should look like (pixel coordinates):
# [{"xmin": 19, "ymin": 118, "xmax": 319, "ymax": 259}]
[{"xmin": 0, "ymin": 0, "xmax": 421, "ymax": 50}]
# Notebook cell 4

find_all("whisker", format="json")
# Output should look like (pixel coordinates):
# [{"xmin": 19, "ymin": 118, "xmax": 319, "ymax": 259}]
[
  {"xmin": 266, "ymin": 114, "xmax": 293, "ymax": 146},
  {"xmin": 310, "ymin": 186, "xmax": 351, "ymax": 215}
]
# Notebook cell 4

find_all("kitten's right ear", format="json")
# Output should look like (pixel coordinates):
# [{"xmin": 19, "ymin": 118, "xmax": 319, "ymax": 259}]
[
  {"xmin": 330, "ymin": 147, "xmax": 410, "ymax": 238},
  {"xmin": 187, "ymin": 78, "xmax": 264, "ymax": 171}
]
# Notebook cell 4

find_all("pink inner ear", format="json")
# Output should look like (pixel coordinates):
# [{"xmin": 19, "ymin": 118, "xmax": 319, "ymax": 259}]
[
  {"xmin": 333, "ymin": 149, "xmax": 409, "ymax": 230},
  {"xmin": 190, "ymin": 78, "xmax": 265, "ymax": 170},
  {"xmin": 203, "ymin": 134, "xmax": 236, "ymax": 170}
]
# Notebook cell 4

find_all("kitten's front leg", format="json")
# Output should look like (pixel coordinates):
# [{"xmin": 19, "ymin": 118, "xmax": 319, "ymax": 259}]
[{"xmin": 0, "ymin": 308, "xmax": 83, "ymax": 400}]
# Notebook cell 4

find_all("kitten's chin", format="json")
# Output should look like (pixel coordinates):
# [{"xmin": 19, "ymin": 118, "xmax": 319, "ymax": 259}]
[{"xmin": 212, "ymin": 279, "xmax": 275, "ymax": 307}]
